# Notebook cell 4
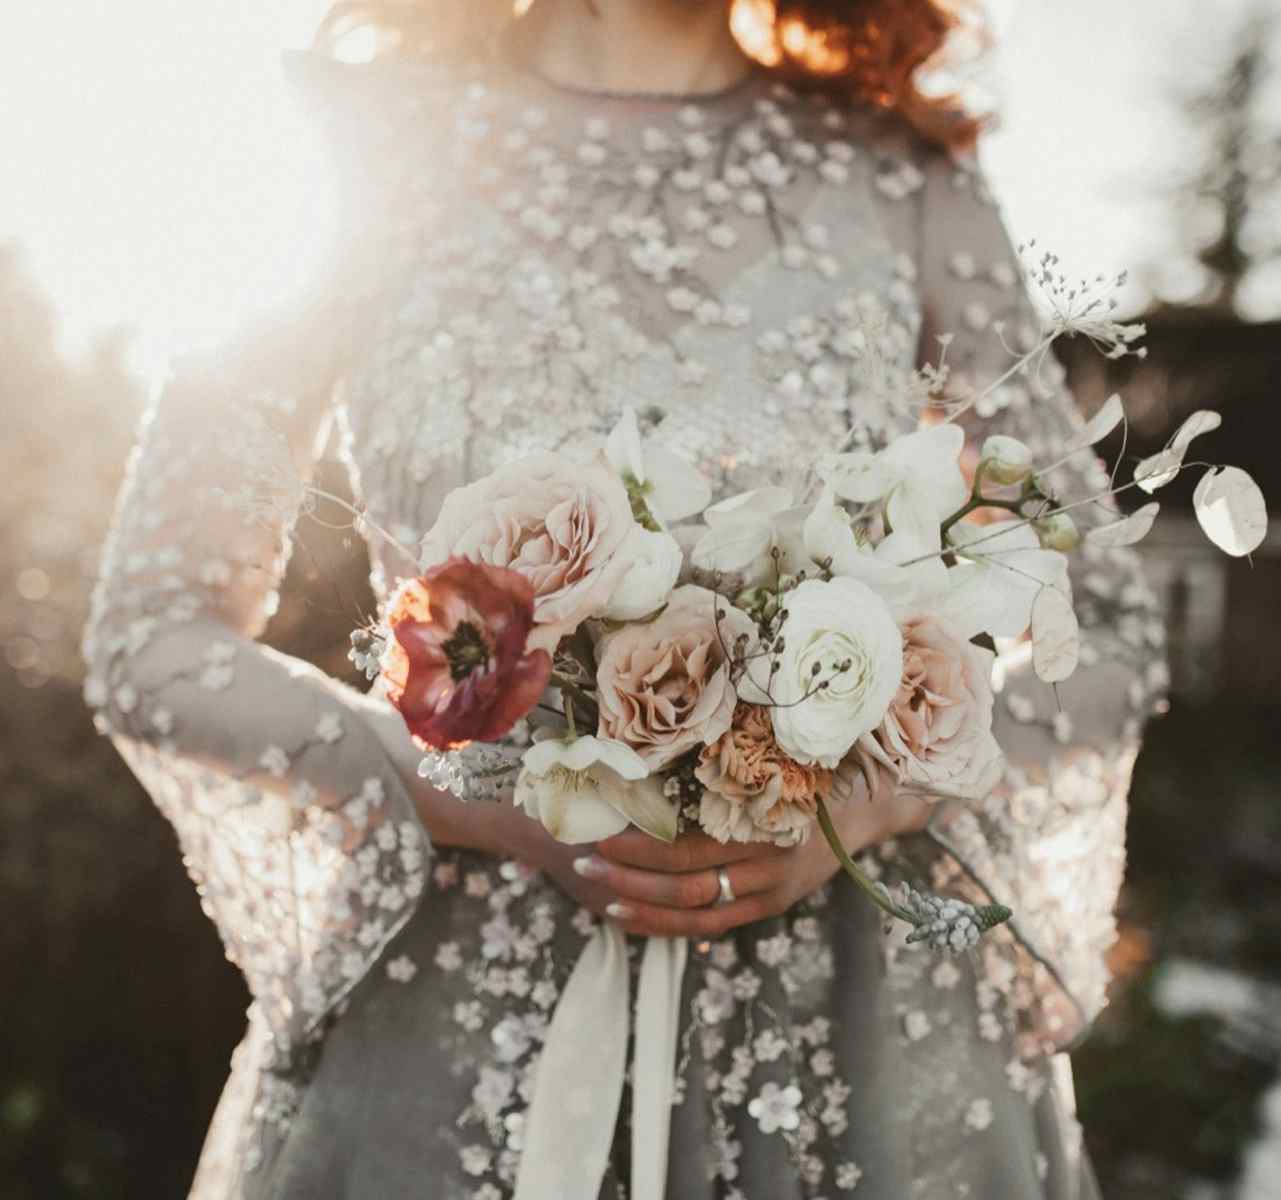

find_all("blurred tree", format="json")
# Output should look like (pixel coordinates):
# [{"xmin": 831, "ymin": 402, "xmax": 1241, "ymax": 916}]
[
  {"xmin": 1158, "ymin": 6, "xmax": 1281, "ymax": 318},
  {"xmin": 0, "ymin": 245, "xmax": 139, "ymax": 686},
  {"xmin": 0, "ymin": 243, "xmax": 375, "ymax": 1198}
]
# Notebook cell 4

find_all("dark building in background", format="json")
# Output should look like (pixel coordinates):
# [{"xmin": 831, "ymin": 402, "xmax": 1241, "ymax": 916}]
[{"xmin": 1060, "ymin": 306, "xmax": 1281, "ymax": 704}]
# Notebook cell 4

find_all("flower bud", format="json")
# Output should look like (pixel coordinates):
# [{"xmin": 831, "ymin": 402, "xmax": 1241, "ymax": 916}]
[
  {"xmin": 979, "ymin": 435, "xmax": 1034, "ymax": 486},
  {"xmin": 735, "ymin": 586, "xmax": 781, "ymax": 624},
  {"xmin": 1034, "ymin": 511, "xmax": 1080, "ymax": 552}
]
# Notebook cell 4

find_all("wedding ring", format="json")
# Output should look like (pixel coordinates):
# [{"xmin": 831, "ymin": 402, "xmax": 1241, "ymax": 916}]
[{"xmin": 714, "ymin": 867, "xmax": 736, "ymax": 906}]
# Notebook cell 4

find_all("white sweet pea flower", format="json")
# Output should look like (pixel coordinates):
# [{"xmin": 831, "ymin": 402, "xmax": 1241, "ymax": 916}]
[
  {"xmin": 690, "ymin": 487, "xmax": 809, "ymax": 587},
  {"xmin": 741, "ymin": 577, "xmax": 903, "ymax": 768},
  {"xmin": 934, "ymin": 521, "xmax": 1072, "ymax": 640},
  {"xmin": 514, "ymin": 735, "xmax": 677, "ymax": 844},
  {"xmin": 804, "ymin": 486, "xmax": 949, "ymax": 617},
  {"xmin": 606, "ymin": 406, "xmax": 712, "ymax": 524},
  {"xmin": 602, "ymin": 525, "xmax": 683, "ymax": 620},
  {"xmin": 817, "ymin": 422, "xmax": 968, "ymax": 525}
]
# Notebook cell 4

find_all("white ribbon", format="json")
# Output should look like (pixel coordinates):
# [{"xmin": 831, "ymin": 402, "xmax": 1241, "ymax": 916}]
[
  {"xmin": 514, "ymin": 927, "xmax": 689, "ymax": 1200},
  {"xmin": 631, "ymin": 934, "xmax": 689, "ymax": 1198}
]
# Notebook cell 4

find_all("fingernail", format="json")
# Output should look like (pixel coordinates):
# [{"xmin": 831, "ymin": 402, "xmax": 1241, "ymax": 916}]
[
  {"xmin": 606, "ymin": 902, "xmax": 634, "ymax": 920},
  {"xmin": 573, "ymin": 856, "xmax": 607, "ymax": 879}
]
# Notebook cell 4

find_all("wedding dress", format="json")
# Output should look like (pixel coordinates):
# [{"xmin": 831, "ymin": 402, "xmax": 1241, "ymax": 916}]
[{"xmin": 81, "ymin": 44, "xmax": 1168, "ymax": 1200}]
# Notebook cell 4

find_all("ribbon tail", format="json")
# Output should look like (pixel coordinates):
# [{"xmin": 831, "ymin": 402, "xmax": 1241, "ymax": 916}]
[
  {"xmin": 514, "ymin": 923, "xmax": 631, "ymax": 1200},
  {"xmin": 630, "ymin": 935, "xmax": 689, "ymax": 1200}
]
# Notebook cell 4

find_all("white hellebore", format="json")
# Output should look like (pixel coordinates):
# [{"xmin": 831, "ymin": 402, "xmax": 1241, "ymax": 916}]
[
  {"xmin": 602, "ymin": 525, "xmax": 683, "ymax": 620},
  {"xmin": 743, "ymin": 577, "xmax": 903, "ymax": 768},
  {"xmin": 691, "ymin": 488, "xmax": 810, "ymax": 588},
  {"xmin": 605, "ymin": 405, "xmax": 711, "ymax": 525},
  {"xmin": 514, "ymin": 735, "xmax": 678, "ymax": 845}
]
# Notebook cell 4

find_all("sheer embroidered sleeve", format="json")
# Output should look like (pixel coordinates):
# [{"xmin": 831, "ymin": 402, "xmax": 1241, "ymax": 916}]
[
  {"xmin": 79, "ymin": 54, "xmax": 429, "ymax": 1065},
  {"xmin": 906, "ymin": 143, "xmax": 1169, "ymax": 1056}
]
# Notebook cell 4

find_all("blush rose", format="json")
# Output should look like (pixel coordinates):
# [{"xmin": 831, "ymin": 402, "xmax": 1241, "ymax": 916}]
[
  {"xmin": 854, "ymin": 614, "xmax": 1003, "ymax": 801},
  {"xmin": 418, "ymin": 451, "xmax": 636, "ymax": 653},
  {"xmin": 594, "ymin": 584, "xmax": 756, "ymax": 771}
]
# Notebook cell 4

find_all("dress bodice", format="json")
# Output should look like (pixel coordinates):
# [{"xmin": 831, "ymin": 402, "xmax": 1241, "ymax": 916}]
[{"xmin": 311, "ymin": 52, "xmax": 932, "ymax": 603}]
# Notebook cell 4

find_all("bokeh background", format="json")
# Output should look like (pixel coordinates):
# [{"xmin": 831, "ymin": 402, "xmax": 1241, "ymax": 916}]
[{"xmin": 2, "ymin": 1, "xmax": 1279, "ymax": 1197}]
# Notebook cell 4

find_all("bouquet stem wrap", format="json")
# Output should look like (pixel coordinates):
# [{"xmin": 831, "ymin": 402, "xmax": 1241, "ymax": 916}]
[{"xmin": 514, "ymin": 928, "xmax": 689, "ymax": 1200}]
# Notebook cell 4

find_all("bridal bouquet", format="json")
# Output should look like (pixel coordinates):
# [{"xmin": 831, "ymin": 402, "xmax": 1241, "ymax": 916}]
[{"xmin": 347, "ymin": 284, "xmax": 1266, "ymax": 952}]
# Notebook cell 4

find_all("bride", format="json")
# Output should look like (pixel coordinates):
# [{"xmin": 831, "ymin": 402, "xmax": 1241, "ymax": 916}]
[{"xmin": 82, "ymin": 1, "xmax": 1166, "ymax": 1197}]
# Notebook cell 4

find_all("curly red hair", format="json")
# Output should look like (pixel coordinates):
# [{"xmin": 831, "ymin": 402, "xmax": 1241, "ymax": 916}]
[
  {"xmin": 317, "ymin": 0, "xmax": 988, "ymax": 150},
  {"xmin": 730, "ymin": 0, "xmax": 987, "ymax": 150}
]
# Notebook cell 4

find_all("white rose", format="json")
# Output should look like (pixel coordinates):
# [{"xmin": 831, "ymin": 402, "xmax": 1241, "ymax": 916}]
[
  {"xmin": 742, "ymin": 577, "xmax": 903, "ymax": 768},
  {"xmin": 601, "ymin": 526, "xmax": 683, "ymax": 621},
  {"xmin": 514, "ymin": 735, "xmax": 677, "ymax": 845}
]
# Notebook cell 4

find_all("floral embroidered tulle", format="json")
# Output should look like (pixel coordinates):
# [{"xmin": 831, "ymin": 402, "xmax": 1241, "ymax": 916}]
[{"xmin": 80, "ymin": 47, "xmax": 1169, "ymax": 1200}]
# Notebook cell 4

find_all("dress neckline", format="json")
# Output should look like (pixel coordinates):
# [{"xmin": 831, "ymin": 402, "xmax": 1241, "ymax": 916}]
[{"xmin": 494, "ymin": 19, "xmax": 765, "ymax": 108}]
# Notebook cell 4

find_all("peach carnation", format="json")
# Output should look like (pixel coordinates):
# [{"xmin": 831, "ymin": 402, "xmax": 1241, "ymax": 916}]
[{"xmin": 696, "ymin": 703, "xmax": 832, "ymax": 847}]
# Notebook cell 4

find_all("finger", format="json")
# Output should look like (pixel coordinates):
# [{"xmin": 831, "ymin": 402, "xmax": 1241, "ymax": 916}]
[
  {"xmin": 594, "ymin": 829, "xmax": 784, "ymax": 873},
  {"xmin": 605, "ymin": 892, "xmax": 783, "ymax": 939},
  {"xmin": 577, "ymin": 854, "xmax": 790, "ymax": 909}
]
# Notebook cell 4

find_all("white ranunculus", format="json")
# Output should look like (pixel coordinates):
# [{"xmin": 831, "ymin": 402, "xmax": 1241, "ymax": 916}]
[
  {"xmin": 514, "ymin": 736, "xmax": 677, "ymax": 844},
  {"xmin": 742, "ymin": 577, "xmax": 903, "ymax": 768},
  {"xmin": 602, "ymin": 525, "xmax": 683, "ymax": 620},
  {"xmin": 605, "ymin": 406, "xmax": 711, "ymax": 524},
  {"xmin": 817, "ymin": 422, "xmax": 968, "ymax": 525},
  {"xmin": 804, "ymin": 485, "xmax": 949, "ymax": 617},
  {"xmin": 935, "ymin": 520, "xmax": 1071, "ymax": 640}
]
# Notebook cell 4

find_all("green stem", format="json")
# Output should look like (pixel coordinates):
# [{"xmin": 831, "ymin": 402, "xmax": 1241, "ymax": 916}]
[
  {"xmin": 938, "ymin": 494, "xmax": 1026, "ymax": 542},
  {"xmin": 899, "ymin": 457, "xmax": 1223, "ymax": 569},
  {"xmin": 815, "ymin": 797, "xmax": 918, "ymax": 926},
  {"xmin": 550, "ymin": 676, "xmax": 599, "ymax": 726}
]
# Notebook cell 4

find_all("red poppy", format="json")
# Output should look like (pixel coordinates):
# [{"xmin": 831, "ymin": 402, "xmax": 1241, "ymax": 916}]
[{"xmin": 381, "ymin": 557, "xmax": 553, "ymax": 751}]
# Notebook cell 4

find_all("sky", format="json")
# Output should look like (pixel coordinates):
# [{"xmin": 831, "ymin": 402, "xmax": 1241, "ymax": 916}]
[{"xmin": 0, "ymin": 0, "xmax": 1276, "ymax": 363}]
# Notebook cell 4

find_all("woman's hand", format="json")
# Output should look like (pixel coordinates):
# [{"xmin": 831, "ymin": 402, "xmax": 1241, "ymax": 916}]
[
  {"xmin": 378, "ymin": 668, "xmax": 931, "ymax": 938},
  {"xmin": 573, "ymin": 781, "xmax": 932, "ymax": 939}
]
